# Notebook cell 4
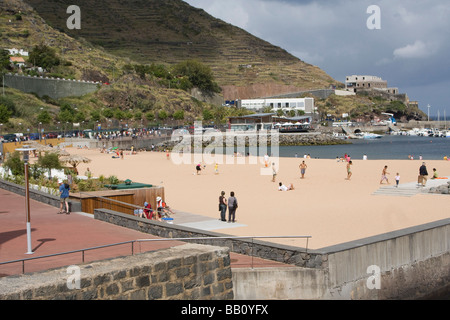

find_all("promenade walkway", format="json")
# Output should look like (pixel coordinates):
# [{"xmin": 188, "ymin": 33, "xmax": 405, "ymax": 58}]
[{"xmin": 0, "ymin": 189, "xmax": 289, "ymax": 278}]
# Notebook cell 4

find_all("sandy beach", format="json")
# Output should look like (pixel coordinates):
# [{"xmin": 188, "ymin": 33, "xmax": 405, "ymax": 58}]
[{"xmin": 66, "ymin": 146, "xmax": 450, "ymax": 250}]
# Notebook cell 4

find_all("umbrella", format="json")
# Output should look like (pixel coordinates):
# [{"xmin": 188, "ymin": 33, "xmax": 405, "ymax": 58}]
[
  {"xmin": 59, "ymin": 154, "xmax": 92, "ymax": 172},
  {"xmin": 22, "ymin": 141, "xmax": 67, "ymax": 155}
]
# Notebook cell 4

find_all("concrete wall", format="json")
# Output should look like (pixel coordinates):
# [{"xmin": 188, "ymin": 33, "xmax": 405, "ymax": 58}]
[
  {"xmin": 0, "ymin": 243, "xmax": 234, "ymax": 300},
  {"xmin": 95, "ymin": 209, "xmax": 449, "ymax": 300},
  {"xmin": 232, "ymin": 267, "xmax": 326, "ymax": 300},
  {"xmin": 321, "ymin": 219, "xmax": 450, "ymax": 299},
  {"xmin": 4, "ymin": 74, "xmax": 100, "ymax": 99}
]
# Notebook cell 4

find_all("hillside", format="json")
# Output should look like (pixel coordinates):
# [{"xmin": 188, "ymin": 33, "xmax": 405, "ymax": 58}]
[
  {"xmin": 22, "ymin": 0, "xmax": 340, "ymax": 99},
  {"xmin": 1, "ymin": 0, "xmax": 248, "ymax": 131},
  {"xmin": 0, "ymin": 0, "xmax": 425, "ymax": 133}
]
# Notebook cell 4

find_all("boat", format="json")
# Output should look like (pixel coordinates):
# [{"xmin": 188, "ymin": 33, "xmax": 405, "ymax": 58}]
[{"xmin": 355, "ymin": 132, "xmax": 383, "ymax": 139}]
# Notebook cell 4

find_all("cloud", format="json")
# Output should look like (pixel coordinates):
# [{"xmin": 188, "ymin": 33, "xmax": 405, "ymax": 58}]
[
  {"xmin": 393, "ymin": 40, "xmax": 438, "ymax": 59},
  {"xmin": 184, "ymin": 0, "xmax": 450, "ymax": 115}
]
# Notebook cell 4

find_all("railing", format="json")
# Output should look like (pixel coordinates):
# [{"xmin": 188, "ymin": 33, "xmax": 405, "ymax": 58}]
[{"xmin": 0, "ymin": 236, "xmax": 311, "ymax": 275}]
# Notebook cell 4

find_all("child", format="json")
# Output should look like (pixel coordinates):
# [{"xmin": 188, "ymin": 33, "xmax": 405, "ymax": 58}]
[{"xmin": 395, "ymin": 173, "xmax": 400, "ymax": 187}]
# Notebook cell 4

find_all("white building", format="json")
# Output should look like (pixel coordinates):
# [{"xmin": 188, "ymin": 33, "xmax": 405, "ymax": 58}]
[
  {"xmin": 239, "ymin": 97, "xmax": 315, "ymax": 114},
  {"xmin": 345, "ymin": 75, "xmax": 399, "ymax": 94}
]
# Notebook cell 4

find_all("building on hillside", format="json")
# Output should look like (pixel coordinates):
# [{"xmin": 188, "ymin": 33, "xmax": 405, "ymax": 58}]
[
  {"xmin": 9, "ymin": 56, "xmax": 25, "ymax": 68},
  {"xmin": 237, "ymin": 97, "xmax": 315, "ymax": 115},
  {"xmin": 345, "ymin": 75, "xmax": 399, "ymax": 94}
]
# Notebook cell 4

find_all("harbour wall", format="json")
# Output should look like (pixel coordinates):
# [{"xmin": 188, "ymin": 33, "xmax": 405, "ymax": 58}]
[
  {"xmin": 4, "ymin": 73, "xmax": 101, "ymax": 99},
  {"xmin": 96, "ymin": 209, "xmax": 450, "ymax": 300}
]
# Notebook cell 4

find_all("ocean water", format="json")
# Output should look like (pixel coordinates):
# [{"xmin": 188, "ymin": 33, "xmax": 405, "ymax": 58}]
[{"xmin": 277, "ymin": 135, "xmax": 450, "ymax": 160}]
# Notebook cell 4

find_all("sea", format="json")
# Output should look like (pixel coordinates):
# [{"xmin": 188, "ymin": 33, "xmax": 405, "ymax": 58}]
[{"xmin": 275, "ymin": 135, "xmax": 450, "ymax": 160}]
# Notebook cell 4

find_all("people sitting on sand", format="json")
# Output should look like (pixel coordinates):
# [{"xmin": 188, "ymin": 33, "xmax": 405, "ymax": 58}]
[
  {"xmin": 196, "ymin": 163, "xmax": 202, "ymax": 175},
  {"xmin": 431, "ymin": 168, "xmax": 438, "ymax": 179},
  {"xmin": 278, "ymin": 182, "xmax": 294, "ymax": 191}
]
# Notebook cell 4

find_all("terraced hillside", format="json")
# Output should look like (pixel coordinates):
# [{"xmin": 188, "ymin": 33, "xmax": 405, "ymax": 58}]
[{"xmin": 24, "ymin": 0, "xmax": 340, "ymax": 98}]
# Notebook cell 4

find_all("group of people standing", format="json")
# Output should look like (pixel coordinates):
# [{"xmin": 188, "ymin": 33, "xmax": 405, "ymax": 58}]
[
  {"xmin": 379, "ymin": 162, "xmax": 439, "ymax": 187},
  {"xmin": 218, "ymin": 191, "xmax": 238, "ymax": 223}
]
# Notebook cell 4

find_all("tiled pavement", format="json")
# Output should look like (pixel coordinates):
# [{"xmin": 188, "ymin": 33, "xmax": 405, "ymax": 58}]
[{"xmin": 0, "ymin": 189, "xmax": 289, "ymax": 278}]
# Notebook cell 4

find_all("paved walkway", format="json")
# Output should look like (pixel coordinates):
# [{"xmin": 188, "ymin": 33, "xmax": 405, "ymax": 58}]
[
  {"xmin": 0, "ymin": 189, "xmax": 289, "ymax": 278},
  {"xmin": 372, "ymin": 177, "xmax": 449, "ymax": 197},
  {"xmin": 170, "ymin": 210, "xmax": 246, "ymax": 231}
]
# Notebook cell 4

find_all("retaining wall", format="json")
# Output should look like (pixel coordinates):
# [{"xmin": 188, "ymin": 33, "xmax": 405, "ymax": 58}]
[
  {"xmin": 4, "ymin": 73, "xmax": 100, "ymax": 99},
  {"xmin": 0, "ymin": 243, "xmax": 234, "ymax": 300}
]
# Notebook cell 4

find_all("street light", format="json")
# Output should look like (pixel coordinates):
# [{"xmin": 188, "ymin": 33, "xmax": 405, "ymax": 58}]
[{"xmin": 16, "ymin": 145, "xmax": 36, "ymax": 255}]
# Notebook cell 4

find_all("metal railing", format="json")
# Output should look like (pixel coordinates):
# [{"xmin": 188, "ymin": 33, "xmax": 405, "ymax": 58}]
[{"xmin": 0, "ymin": 235, "xmax": 311, "ymax": 275}]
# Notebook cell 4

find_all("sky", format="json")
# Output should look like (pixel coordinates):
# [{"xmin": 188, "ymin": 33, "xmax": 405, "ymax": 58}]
[{"xmin": 184, "ymin": 0, "xmax": 450, "ymax": 117}]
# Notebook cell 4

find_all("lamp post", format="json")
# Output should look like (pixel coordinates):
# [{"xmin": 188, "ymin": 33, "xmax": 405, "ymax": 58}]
[{"xmin": 16, "ymin": 146, "xmax": 36, "ymax": 255}]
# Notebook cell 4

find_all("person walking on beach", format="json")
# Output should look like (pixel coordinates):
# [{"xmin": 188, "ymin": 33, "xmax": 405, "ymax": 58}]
[
  {"xmin": 272, "ymin": 162, "xmax": 277, "ymax": 182},
  {"xmin": 345, "ymin": 161, "xmax": 352, "ymax": 180},
  {"xmin": 418, "ymin": 162, "xmax": 428, "ymax": 187},
  {"xmin": 219, "ymin": 191, "xmax": 227, "ymax": 222},
  {"xmin": 380, "ymin": 165, "xmax": 390, "ymax": 184},
  {"xmin": 299, "ymin": 161, "xmax": 307, "ymax": 179},
  {"xmin": 59, "ymin": 181, "xmax": 70, "ymax": 214},
  {"xmin": 395, "ymin": 173, "xmax": 400, "ymax": 187},
  {"xmin": 227, "ymin": 191, "xmax": 238, "ymax": 223}
]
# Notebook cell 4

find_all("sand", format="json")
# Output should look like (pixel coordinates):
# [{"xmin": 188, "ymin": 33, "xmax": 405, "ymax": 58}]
[{"xmin": 66, "ymin": 146, "xmax": 450, "ymax": 250}]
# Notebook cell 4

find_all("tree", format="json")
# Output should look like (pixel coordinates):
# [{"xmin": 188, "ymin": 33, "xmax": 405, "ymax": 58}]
[
  {"xmin": 90, "ymin": 110, "xmax": 101, "ymax": 122},
  {"xmin": 172, "ymin": 60, "xmax": 220, "ymax": 94},
  {"xmin": 202, "ymin": 108, "xmax": 213, "ymax": 121},
  {"xmin": 145, "ymin": 112, "xmax": 155, "ymax": 122},
  {"xmin": 37, "ymin": 110, "xmax": 52, "ymax": 124},
  {"xmin": 58, "ymin": 110, "xmax": 74, "ymax": 123},
  {"xmin": 114, "ymin": 109, "xmax": 125, "ymax": 120},
  {"xmin": 0, "ymin": 105, "xmax": 12, "ymax": 123},
  {"xmin": 29, "ymin": 44, "xmax": 61, "ymax": 70},
  {"xmin": 158, "ymin": 110, "xmax": 168, "ymax": 121},
  {"xmin": 37, "ymin": 152, "xmax": 61, "ymax": 179},
  {"xmin": 173, "ymin": 110, "xmax": 185, "ymax": 121},
  {"xmin": 102, "ymin": 108, "xmax": 114, "ymax": 119},
  {"xmin": 0, "ymin": 49, "xmax": 10, "ymax": 71},
  {"xmin": 0, "ymin": 96, "xmax": 17, "ymax": 117},
  {"xmin": 4, "ymin": 152, "xmax": 24, "ymax": 176}
]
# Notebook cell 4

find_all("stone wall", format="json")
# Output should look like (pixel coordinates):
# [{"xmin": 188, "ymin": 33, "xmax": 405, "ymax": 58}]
[
  {"xmin": 94, "ymin": 209, "xmax": 324, "ymax": 269},
  {"xmin": 158, "ymin": 132, "xmax": 348, "ymax": 150},
  {"xmin": 0, "ymin": 243, "xmax": 234, "ymax": 300}
]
